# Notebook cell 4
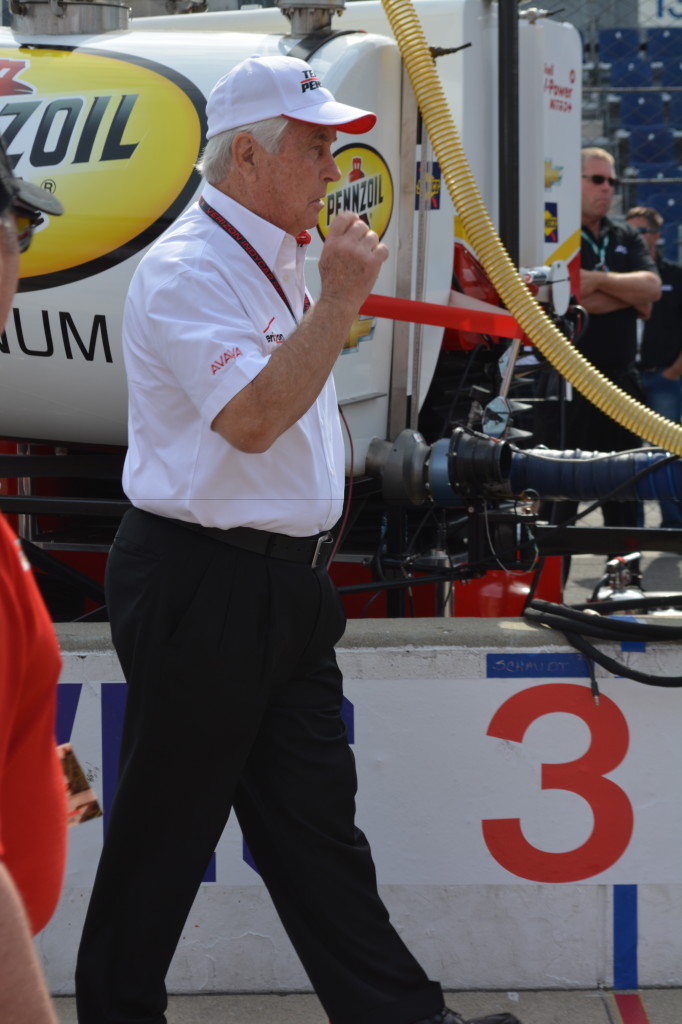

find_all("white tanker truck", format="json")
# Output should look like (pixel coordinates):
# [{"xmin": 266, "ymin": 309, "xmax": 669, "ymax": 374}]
[{"xmin": 0, "ymin": 0, "xmax": 680, "ymax": 619}]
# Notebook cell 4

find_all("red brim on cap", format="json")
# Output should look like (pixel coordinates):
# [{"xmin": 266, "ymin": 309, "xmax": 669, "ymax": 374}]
[
  {"xmin": 286, "ymin": 111, "xmax": 377, "ymax": 133},
  {"xmin": 283, "ymin": 92, "xmax": 377, "ymax": 135}
]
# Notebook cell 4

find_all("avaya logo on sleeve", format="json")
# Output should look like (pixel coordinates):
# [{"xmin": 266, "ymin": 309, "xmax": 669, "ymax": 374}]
[{"xmin": 210, "ymin": 346, "xmax": 242, "ymax": 375}]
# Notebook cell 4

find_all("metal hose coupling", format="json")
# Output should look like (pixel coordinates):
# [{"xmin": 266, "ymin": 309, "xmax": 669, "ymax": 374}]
[{"xmin": 366, "ymin": 427, "xmax": 511, "ymax": 505}]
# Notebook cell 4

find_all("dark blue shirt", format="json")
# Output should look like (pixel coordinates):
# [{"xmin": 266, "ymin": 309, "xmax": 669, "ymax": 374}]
[{"xmin": 580, "ymin": 216, "xmax": 658, "ymax": 374}]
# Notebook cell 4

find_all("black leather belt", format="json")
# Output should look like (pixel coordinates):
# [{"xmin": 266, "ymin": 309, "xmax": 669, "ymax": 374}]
[{"xmin": 177, "ymin": 520, "xmax": 334, "ymax": 568}]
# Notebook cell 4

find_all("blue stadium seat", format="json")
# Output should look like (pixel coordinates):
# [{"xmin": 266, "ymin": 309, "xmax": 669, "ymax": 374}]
[
  {"xmin": 599, "ymin": 27, "xmax": 641, "ymax": 64},
  {"xmin": 609, "ymin": 57, "xmax": 654, "ymax": 89},
  {"xmin": 667, "ymin": 91, "xmax": 682, "ymax": 128},
  {"xmin": 647, "ymin": 27, "xmax": 682, "ymax": 63},
  {"xmin": 660, "ymin": 59, "xmax": 682, "ymax": 87},
  {"xmin": 637, "ymin": 185, "xmax": 679, "ymax": 207},
  {"xmin": 658, "ymin": 222, "xmax": 681, "ymax": 261},
  {"xmin": 639, "ymin": 190, "xmax": 682, "ymax": 220},
  {"xmin": 627, "ymin": 127, "xmax": 678, "ymax": 165},
  {"xmin": 628, "ymin": 162, "xmax": 682, "ymax": 204},
  {"xmin": 629, "ymin": 160, "xmax": 682, "ymax": 178},
  {"xmin": 618, "ymin": 92, "xmax": 666, "ymax": 129}
]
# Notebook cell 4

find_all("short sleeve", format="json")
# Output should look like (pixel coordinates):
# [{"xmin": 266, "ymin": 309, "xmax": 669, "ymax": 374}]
[{"xmin": 125, "ymin": 250, "xmax": 273, "ymax": 427}]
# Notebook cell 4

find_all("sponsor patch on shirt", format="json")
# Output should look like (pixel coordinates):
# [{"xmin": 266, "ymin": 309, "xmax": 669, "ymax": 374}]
[
  {"xmin": 615, "ymin": 245, "xmax": 628, "ymax": 254},
  {"xmin": 263, "ymin": 316, "xmax": 284, "ymax": 345},
  {"xmin": 210, "ymin": 346, "xmax": 242, "ymax": 376}
]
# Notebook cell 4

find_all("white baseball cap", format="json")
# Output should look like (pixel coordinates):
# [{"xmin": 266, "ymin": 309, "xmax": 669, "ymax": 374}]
[{"xmin": 205, "ymin": 54, "xmax": 377, "ymax": 139}]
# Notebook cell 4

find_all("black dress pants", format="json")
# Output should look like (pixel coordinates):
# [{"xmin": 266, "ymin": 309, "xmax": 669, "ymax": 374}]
[{"xmin": 75, "ymin": 509, "xmax": 442, "ymax": 1024}]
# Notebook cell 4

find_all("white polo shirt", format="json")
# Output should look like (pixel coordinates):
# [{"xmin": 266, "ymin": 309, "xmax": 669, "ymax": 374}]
[{"xmin": 121, "ymin": 183, "xmax": 345, "ymax": 536}]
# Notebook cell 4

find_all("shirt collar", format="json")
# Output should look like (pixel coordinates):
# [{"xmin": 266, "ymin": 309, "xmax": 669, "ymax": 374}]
[
  {"xmin": 201, "ymin": 182, "xmax": 293, "ymax": 271},
  {"xmin": 596, "ymin": 215, "xmax": 613, "ymax": 240},
  {"xmin": 582, "ymin": 215, "xmax": 613, "ymax": 242}
]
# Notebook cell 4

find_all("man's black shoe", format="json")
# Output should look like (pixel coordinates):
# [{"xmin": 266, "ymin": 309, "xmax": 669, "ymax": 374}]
[{"xmin": 414, "ymin": 1009, "xmax": 523, "ymax": 1024}]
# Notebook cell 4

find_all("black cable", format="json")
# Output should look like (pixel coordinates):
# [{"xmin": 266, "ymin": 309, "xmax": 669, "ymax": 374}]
[
  {"xmin": 564, "ymin": 633, "xmax": 601, "ymax": 704},
  {"xmin": 520, "ymin": 555, "xmax": 546, "ymax": 614},
  {"xmin": 567, "ymin": 631, "xmax": 682, "ymax": 688},
  {"xmin": 523, "ymin": 598, "xmax": 682, "ymax": 687},
  {"xmin": 527, "ymin": 597, "xmax": 682, "ymax": 640},
  {"xmin": 572, "ymin": 593, "xmax": 682, "ymax": 614},
  {"xmin": 405, "ymin": 505, "xmax": 442, "ymax": 557},
  {"xmin": 359, "ymin": 588, "xmax": 384, "ymax": 618}
]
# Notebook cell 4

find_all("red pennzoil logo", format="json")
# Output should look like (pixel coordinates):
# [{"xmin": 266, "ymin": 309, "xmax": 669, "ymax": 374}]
[
  {"xmin": 0, "ymin": 47, "xmax": 206, "ymax": 291},
  {"xmin": 318, "ymin": 144, "xmax": 393, "ymax": 241}
]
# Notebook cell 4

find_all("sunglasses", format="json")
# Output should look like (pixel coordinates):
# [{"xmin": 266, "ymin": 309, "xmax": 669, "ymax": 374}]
[
  {"xmin": 632, "ymin": 225, "xmax": 658, "ymax": 235},
  {"xmin": 13, "ymin": 208, "xmax": 43, "ymax": 254},
  {"xmin": 582, "ymin": 174, "xmax": 617, "ymax": 187}
]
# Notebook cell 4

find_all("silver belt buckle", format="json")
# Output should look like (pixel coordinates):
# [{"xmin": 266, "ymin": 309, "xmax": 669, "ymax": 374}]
[{"xmin": 311, "ymin": 532, "xmax": 332, "ymax": 568}]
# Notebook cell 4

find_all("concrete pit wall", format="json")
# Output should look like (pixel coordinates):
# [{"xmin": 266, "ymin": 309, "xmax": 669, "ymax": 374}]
[{"xmin": 38, "ymin": 618, "xmax": 682, "ymax": 994}]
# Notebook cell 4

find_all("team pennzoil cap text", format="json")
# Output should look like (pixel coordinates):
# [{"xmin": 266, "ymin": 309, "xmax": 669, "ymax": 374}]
[{"xmin": 205, "ymin": 54, "xmax": 376, "ymax": 139}]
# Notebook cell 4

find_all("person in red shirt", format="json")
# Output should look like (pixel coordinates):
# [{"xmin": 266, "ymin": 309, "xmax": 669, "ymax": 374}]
[{"xmin": 0, "ymin": 140, "xmax": 65, "ymax": 1022}]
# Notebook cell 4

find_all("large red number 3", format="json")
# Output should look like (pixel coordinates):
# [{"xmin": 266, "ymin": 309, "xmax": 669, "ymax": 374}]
[{"xmin": 482, "ymin": 683, "xmax": 633, "ymax": 882}]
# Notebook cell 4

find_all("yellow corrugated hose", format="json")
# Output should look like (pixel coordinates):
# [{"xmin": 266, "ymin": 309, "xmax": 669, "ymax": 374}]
[{"xmin": 381, "ymin": 0, "xmax": 682, "ymax": 456}]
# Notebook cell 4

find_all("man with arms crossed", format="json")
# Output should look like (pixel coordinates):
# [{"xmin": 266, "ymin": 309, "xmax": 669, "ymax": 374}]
[{"xmin": 538, "ymin": 147, "xmax": 661, "ymax": 561}]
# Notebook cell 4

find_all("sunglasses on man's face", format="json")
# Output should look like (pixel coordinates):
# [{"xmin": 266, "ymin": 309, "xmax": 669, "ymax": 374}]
[
  {"xmin": 582, "ymin": 174, "xmax": 617, "ymax": 187},
  {"xmin": 13, "ymin": 209, "xmax": 43, "ymax": 254},
  {"xmin": 632, "ymin": 225, "xmax": 658, "ymax": 235}
]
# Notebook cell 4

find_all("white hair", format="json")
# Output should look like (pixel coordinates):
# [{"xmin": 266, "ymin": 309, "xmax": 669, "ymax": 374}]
[
  {"xmin": 581, "ymin": 146, "xmax": 615, "ymax": 170},
  {"xmin": 196, "ymin": 116, "xmax": 290, "ymax": 184}
]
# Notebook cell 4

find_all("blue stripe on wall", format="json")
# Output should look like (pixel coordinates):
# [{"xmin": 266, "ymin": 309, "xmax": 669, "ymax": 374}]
[
  {"xmin": 614, "ymin": 884, "xmax": 638, "ymax": 990},
  {"xmin": 56, "ymin": 682, "xmax": 82, "ymax": 745}
]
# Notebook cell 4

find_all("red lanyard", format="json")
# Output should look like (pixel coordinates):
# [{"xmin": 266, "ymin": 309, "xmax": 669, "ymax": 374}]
[{"xmin": 199, "ymin": 196, "xmax": 311, "ymax": 322}]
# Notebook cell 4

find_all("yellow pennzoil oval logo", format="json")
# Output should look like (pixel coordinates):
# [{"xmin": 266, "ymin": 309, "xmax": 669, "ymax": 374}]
[
  {"xmin": 0, "ymin": 47, "xmax": 206, "ymax": 291},
  {"xmin": 318, "ymin": 144, "xmax": 393, "ymax": 241}
]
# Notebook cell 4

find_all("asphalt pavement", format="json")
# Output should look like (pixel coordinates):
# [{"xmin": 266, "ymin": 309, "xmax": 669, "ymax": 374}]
[{"xmin": 53, "ymin": 988, "xmax": 682, "ymax": 1023}]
